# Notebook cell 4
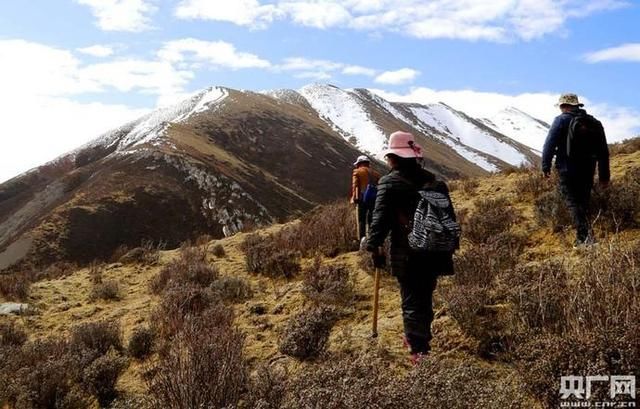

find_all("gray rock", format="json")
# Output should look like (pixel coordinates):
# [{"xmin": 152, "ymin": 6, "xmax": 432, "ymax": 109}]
[{"xmin": 0, "ymin": 302, "xmax": 29, "ymax": 315}]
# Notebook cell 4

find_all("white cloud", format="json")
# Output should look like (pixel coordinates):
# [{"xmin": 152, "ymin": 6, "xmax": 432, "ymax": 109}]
[
  {"xmin": 295, "ymin": 71, "xmax": 332, "ymax": 80},
  {"xmin": 0, "ymin": 39, "xmax": 150, "ymax": 182},
  {"xmin": 175, "ymin": 0, "xmax": 280, "ymax": 28},
  {"xmin": 584, "ymin": 43, "xmax": 640, "ymax": 63},
  {"xmin": 158, "ymin": 38, "xmax": 271, "ymax": 70},
  {"xmin": 174, "ymin": 0, "xmax": 628, "ymax": 42},
  {"xmin": 278, "ymin": 1, "xmax": 351, "ymax": 29},
  {"xmin": 342, "ymin": 65, "xmax": 377, "ymax": 77},
  {"xmin": 77, "ymin": 45, "xmax": 116, "ymax": 58},
  {"xmin": 374, "ymin": 68, "xmax": 420, "ymax": 85},
  {"xmin": 373, "ymin": 86, "xmax": 640, "ymax": 145},
  {"xmin": 75, "ymin": 0, "xmax": 157, "ymax": 32},
  {"xmin": 279, "ymin": 57, "xmax": 343, "ymax": 72}
]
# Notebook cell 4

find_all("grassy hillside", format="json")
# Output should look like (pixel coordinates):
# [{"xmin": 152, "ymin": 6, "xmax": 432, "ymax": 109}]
[{"xmin": 1, "ymin": 145, "xmax": 639, "ymax": 408}]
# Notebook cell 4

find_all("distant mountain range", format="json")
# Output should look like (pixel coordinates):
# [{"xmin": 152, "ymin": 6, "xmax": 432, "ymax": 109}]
[{"xmin": 0, "ymin": 84, "xmax": 547, "ymax": 269}]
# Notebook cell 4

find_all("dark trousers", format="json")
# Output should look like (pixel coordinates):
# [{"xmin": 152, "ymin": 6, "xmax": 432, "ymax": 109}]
[
  {"xmin": 559, "ymin": 174, "xmax": 593, "ymax": 243},
  {"xmin": 397, "ymin": 268, "xmax": 438, "ymax": 354},
  {"xmin": 357, "ymin": 202, "xmax": 373, "ymax": 240}
]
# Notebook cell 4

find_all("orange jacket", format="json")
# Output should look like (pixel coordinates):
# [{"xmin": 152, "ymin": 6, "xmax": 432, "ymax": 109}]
[{"xmin": 351, "ymin": 166, "xmax": 380, "ymax": 203}]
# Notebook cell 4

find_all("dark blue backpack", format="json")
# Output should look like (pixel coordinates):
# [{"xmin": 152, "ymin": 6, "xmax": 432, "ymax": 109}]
[{"xmin": 362, "ymin": 170, "xmax": 377, "ymax": 206}]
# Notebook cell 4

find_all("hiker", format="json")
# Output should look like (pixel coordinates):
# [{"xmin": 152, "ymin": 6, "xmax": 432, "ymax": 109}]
[
  {"xmin": 351, "ymin": 155, "xmax": 380, "ymax": 243},
  {"xmin": 542, "ymin": 93, "xmax": 610, "ymax": 247},
  {"xmin": 366, "ymin": 131, "xmax": 459, "ymax": 363}
]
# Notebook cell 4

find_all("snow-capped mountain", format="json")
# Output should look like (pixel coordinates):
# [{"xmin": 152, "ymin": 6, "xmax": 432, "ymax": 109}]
[
  {"xmin": 479, "ymin": 107, "xmax": 550, "ymax": 152},
  {"xmin": 0, "ymin": 83, "xmax": 546, "ymax": 269},
  {"xmin": 282, "ymin": 84, "xmax": 542, "ymax": 172}
]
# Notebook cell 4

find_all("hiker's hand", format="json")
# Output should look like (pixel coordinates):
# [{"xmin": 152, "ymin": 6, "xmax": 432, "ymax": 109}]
[{"xmin": 371, "ymin": 248, "xmax": 386, "ymax": 268}]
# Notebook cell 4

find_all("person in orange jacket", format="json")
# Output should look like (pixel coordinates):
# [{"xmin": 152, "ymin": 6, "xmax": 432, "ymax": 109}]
[{"xmin": 351, "ymin": 155, "xmax": 381, "ymax": 242}]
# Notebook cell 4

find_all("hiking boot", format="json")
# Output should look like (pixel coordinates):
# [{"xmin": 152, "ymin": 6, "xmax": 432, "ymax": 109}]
[{"xmin": 573, "ymin": 236, "xmax": 598, "ymax": 250}]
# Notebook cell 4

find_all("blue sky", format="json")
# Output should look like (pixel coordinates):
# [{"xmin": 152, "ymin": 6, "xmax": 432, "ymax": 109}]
[{"xmin": 1, "ymin": 0, "xmax": 640, "ymax": 182}]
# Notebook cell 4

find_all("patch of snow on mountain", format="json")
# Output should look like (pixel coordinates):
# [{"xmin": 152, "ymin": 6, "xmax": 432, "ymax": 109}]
[
  {"xmin": 191, "ymin": 87, "xmax": 228, "ymax": 115},
  {"xmin": 299, "ymin": 84, "xmax": 387, "ymax": 156},
  {"xmin": 480, "ymin": 107, "xmax": 548, "ymax": 152},
  {"xmin": 410, "ymin": 104, "xmax": 528, "ymax": 167}
]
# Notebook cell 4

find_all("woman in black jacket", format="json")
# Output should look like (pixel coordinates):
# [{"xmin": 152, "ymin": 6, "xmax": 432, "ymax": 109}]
[{"xmin": 367, "ymin": 131, "xmax": 456, "ymax": 362}]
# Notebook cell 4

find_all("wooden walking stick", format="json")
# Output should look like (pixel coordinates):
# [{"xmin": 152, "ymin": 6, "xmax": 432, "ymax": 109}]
[{"xmin": 371, "ymin": 266, "xmax": 381, "ymax": 338}]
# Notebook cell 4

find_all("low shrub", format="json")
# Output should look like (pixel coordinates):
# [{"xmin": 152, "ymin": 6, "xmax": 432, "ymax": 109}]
[
  {"xmin": 211, "ymin": 243, "xmax": 226, "ymax": 258},
  {"xmin": 243, "ymin": 234, "xmax": 301, "ymax": 279},
  {"xmin": 609, "ymin": 136, "xmax": 640, "ymax": 156},
  {"xmin": 0, "ymin": 322, "xmax": 28, "ymax": 347},
  {"xmin": 119, "ymin": 240, "xmax": 164, "ymax": 265},
  {"xmin": 70, "ymin": 320, "xmax": 123, "ymax": 355},
  {"xmin": 210, "ymin": 275, "xmax": 253, "ymax": 303},
  {"xmin": 279, "ymin": 306, "xmax": 338, "ymax": 360},
  {"xmin": 302, "ymin": 258, "xmax": 355, "ymax": 306},
  {"xmin": 82, "ymin": 348, "xmax": 128, "ymax": 407},
  {"xmin": 147, "ymin": 317, "xmax": 247, "ymax": 409},
  {"xmin": 514, "ymin": 170, "xmax": 552, "ymax": 198},
  {"xmin": 151, "ymin": 285, "xmax": 232, "ymax": 341},
  {"xmin": 534, "ymin": 189, "xmax": 572, "ymax": 232},
  {"xmin": 464, "ymin": 197, "xmax": 519, "ymax": 244},
  {"xmin": 128, "ymin": 326, "xmax": 155, "ymax": 360},
  {"xmin": 150, "ymin": 246, "xmax": 218, "ymax": 293},
  {"xmin": 0, "ymin": 272, "xmax": 31, "ymax": 301},
  {"xmin": 90, "ymin": 279, "xmax": 122, "ymax": 301}
]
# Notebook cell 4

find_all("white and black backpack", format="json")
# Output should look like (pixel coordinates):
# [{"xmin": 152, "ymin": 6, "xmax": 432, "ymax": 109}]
[{"xmin": 408, "ymin": 189, "xmax": 461, "ymax": 253}]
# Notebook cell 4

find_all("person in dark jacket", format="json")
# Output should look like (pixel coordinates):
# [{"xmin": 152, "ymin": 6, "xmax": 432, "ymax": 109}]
[
  {"xmin": 542, "ymin": 93, "xmax": 610, "ymax": 247},
  {"xmin": 366, "ymin": 131, "xmax": 456, "ymax": 362}
]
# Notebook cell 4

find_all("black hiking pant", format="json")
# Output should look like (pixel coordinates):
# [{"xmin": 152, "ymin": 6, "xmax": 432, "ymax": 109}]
[
  {"xmin": 397, "ymin": 266, "xmax": 438, "ymax": 354},
  {"xmin": 559, "ymin": 173, "xmax": 593, "ymax": 243},
  {"xmin": 357, "ymin": 202, "xmax": 373, "ymax": 240}
]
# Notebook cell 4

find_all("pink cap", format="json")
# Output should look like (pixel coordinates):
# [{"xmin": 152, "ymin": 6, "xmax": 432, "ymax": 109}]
[{"xmin": 382, "ymin": 131, "xmax": 423, "ymax": 159}]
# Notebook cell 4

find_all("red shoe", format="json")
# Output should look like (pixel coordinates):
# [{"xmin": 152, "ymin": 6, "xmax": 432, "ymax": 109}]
[
  {"xmin": 402, "ymin": 336, "xmax": 411, "ymax": 352},
  {"xmin": 410, "ymin": 352, "xmax": 427, "ymax": 366}
]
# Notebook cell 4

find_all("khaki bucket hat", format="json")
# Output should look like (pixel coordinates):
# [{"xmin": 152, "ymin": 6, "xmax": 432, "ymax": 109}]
[{"xmin": 556, "ymin": 93, "xmax": 584, "ymax": 107}]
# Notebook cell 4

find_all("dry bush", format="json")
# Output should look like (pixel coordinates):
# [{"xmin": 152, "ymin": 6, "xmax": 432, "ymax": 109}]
[
  {"xmin": 90, "ymin": 279, "xmax": 122, "ymax": 301},
  {"xmin": 279, "ymin": 306, "xmax": 338, "ymax": 360},
  {"xmin": 591, "ymin": 169, "xmax": 640, "ymax": 231},
  {"xmin": 151, "ymin": 285, "xmax": 232, "ymax": 341},
  {"xmin": 609, "ymin": 136, "xmax": 640, "ymax": 156},
  {"xmin": 500, "ymin": 163, "xmax": 535, "ymax": 176},
  {"xmin": 70, "ymin": 320, "xmax": 123, "ymax": 355},
  {"xmin": 195, "ymin": 234, "xmax": 212, "ymax": 247},
  {"xmin": 464, "ymin": 197, "xmax": 519, "ymax": 244},
  {"xmin": 534, "ymin": 189, "xmax": 573, "ymax": 232},
  {"xmin": 460, "ymin": 177, "xmax": 480, "ymax": 194},
  {"xmin": 566, "ymin": 242, "xmax": 640, "ymax": 334},
  {"xmin": 277, "ymin": 353, "xmax": 529, "ymax": 409},
  {"xmin": 302, "ymin": 257, "xmax": 355, "ymax": 306},
  {"xmin": 243, "ymin": 233, "xmax": 301, "ymax": 279},
  {"xmin": 514, "ymin": 170, "xmax": 552, "ymax": 198},
  {"xmin": 128, "ymin": 326, "xmax": 155, "ymax": 360},
  {"xmin": 150, "ymin": 246, "xmax": 218, "ymax": 294},
  {"xmin": 211, "ymin": 243, "xmax": 226, "ymax": 258},
  {"xmin": 147, "ymin": 317, "xmax": 247, "ymax": 409},
  {"xmin": 119, "ymin": 240, "xmax": 164, "ymax": 265},
  {"xmin": 243, "ymin": 364, "xmax": 289, "ymax": 409},
  {"xmin": 441, "ymin": 233, "xmax": 526, "ymax": 356},
  {"xmin": 280, "ymin": 353, "xmax": 402, "ymax": 408},
  {"xmin": 517, "ymin": 326, "xmax": 640, "ymax": 409},
  {"xmin": 501, "ymin": 260, "xmax": 569, "ymax": 335},
  {"xmin": 0, "ymin": 322, "xmax": 27, "ymax": 347},
  {"xmin": 295, "ymin": 202, "xmax": 359, "ymax": 257},
  {"xmin": 210, "ymin": 275, "xmax": 253, "ymax": 303},
  {"xmin": 0, "ymin": 272, "xmax": 31, "ymax": 301},
  {"xmin": 0, "ymin": 339, "xmax": 91, "ymax": 409},
  {"xmin": 82, "ymin": 348, "xmax": 128, "ymax": 407}
]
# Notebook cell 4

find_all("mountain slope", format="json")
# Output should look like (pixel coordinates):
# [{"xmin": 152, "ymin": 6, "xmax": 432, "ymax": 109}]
[{"xmin": 0, "ymin": 84, "xmax": 546, "ymax": 269}]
